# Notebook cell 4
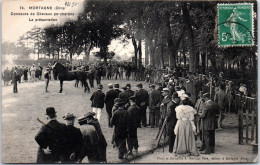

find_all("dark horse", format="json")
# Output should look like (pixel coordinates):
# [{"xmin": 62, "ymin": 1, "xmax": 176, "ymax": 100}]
[{"xmin": 52, "ymin": 62, "xmax": 90, "ymax": 93}]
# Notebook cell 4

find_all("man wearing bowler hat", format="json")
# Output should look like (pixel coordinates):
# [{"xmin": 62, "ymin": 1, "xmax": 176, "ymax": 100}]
[
  {"xmin": 118, "ymin": 85, "xmax": 129, "ymax": 105},
  {"xmin": 90, "ymin": 84, "xmax": 105, "ymax": 121},
  {"xmin": 35, "ymin": 107, "xmax": 67, "ymax": 163},
  {"xmin": 63, "ymin": 113, "xmax": 83, "ymax": 163},
  {"xmin": 135, "ymin": 83, "xmax": 149, "ymax": 127},
  {"xmin": 126, "ymin": 96, "xmax": 140, "ymax": 156},
  {"xmin": 105, "ymin": 83, "xmax": 118, "ymax": 127},
  {"xmin": 114, "ymin": 83, "xmax": 121, "ymax": 97}
]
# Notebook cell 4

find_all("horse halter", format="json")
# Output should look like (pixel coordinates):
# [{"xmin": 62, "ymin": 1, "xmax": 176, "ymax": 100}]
[{"xmin": 52, "ymin": 62, "xmax": 57, "ymax": 70}]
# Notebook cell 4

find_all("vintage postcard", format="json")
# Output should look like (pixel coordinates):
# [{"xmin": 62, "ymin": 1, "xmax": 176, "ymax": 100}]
[{"xmin": 1, "ymin": 0, "xmax": 258, "ymax": 163}]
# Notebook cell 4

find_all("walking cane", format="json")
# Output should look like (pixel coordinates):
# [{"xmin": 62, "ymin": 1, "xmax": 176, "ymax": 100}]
[{"xmin": 163, "ymin": 126, "xmax": 166, "ymax": 153}]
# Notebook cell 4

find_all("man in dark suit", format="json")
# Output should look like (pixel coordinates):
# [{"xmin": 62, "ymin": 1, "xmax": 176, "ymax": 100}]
[
  {"xmin": 148, "ymin": 84, "xmax": 162, "ymax": 128},
  {"xmin": 111, "ymin": 101, "xmax": 128, "ymax": 159},
  {"xmin": 35, "ymin": 107, "xmax": 67, "ymax": 163},
  {"xmin": 105, "ymin": 84, "xmax": 118, "ymax": 127},
  {"xmin": 12, "ymin": 67, "xmax": 19, "ymax": 93},
  {"xmin": 166, "ymin": 92, "xmax": 180, "ymax": 153},
  {"xmin": 126, "ymin": 96, "xmax": 140, "ymax": 156},
  {"xmin": 200, "ymin": 93, "xmax": 218, "ymax": 154},
  {"xmin": 159, "ymin": 88, "xmax": 171, "ymax": 128},
  {"xmin": 119, "ymin": 86, "xmax": 129, "ymax": 105},
  {"xmin": 126, "ymin": 84, "xmax": 135, "ymax": 97},
  {"xmin": 114, "ymin": 83, "xmax": 121, "ymax": 98},
  {"xmin": 63, "ymin": 113, "xmax": 83, "ymax": 163},
  {"xmin": 90, "ymin": 84, "xmax": 105, "ymax": 121},
  {"xmin": 135, "ymin": 83, "xmax": 149, "ymax": 127}
]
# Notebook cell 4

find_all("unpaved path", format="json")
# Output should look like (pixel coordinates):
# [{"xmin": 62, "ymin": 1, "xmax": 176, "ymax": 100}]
[{"xmin": 1, "ymin": 80, "xmax": 257, "ymax": 163}]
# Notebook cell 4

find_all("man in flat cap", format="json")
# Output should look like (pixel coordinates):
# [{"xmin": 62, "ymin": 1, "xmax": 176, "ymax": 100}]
[
  {"xmin": 90, "ymin": 84, "xmax": 105, "ymax": 121},
  {"xmin": 135, "ymin": 83, "xmax": 149, "ymax": 127},
  {"xmin": 83, "ymin": 112, "xmax": 107, "ymax": 163},
  {"xmin": 110, "ymin": 101, "xmax": 128, "ymax": 159},
  {"xmin": 35, "ymin": 107, "xmax": 67, "ymax": 163},
  {"xmin": 148, "ymin": 84, "xmax": 162, "ymax": 128},
  {"xmin": 114, "ymin": 83, "xmax": 122, "ymax": 98},
  {"xmin": 126, "ymin": 96, "xmax": 140, "ymax": 156},
  {"xmin": 199, "ymin": 93, "xmax": 218, "ymax": 154},
  {"xmin": 63, "ymin": 113, "xmax": 83, "ymax": 163},
  {"xmin": 78, "ymin": 114, "xmax": 101, "ymax": 163},
  {"xmin": 105, "ymin": 83, "xmax": 118, "ymax": 127}
]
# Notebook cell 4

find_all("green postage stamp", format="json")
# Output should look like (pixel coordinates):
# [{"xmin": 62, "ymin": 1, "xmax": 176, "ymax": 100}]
[{"xmin": 218, "ymin": 3, "xmax": 254, "ymax": 47}]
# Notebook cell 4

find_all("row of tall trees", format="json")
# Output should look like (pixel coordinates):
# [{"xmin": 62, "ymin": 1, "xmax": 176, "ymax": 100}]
[{"xmin": 4, "ymin": 1, "xmax": 257, "ymax": 76}]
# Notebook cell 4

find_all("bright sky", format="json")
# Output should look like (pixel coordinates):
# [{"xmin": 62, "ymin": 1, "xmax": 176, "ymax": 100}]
[{"xmin": 2, "ymin": 0, "xmax": 135, "ymax": 60}]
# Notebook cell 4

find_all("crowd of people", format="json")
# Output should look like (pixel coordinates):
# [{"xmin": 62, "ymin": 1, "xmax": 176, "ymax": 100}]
[
  {"xmin": 34, "ymin": 67, "xmax": 251, "ymax": 163},
  {"xmin": 3, "ymin": 61, "xmax": 252, "ymax": 162},
  {"xmin": 2, "ymin": 63, "xmax": 47, "ymax": 93}
]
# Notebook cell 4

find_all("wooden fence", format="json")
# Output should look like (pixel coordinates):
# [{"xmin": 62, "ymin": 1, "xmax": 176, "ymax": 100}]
[{"xmin": 235, "ymin": 94, "xmax": 257, "ymax": 149}]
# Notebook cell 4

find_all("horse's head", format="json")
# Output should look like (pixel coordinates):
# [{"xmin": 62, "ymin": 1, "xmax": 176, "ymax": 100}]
[{"xmin": 52, "ymin": 62, "xmax": 68, "ymax": 80}]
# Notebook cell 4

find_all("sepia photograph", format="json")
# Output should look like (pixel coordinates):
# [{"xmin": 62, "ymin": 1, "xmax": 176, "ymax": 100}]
[{"xmin": 1, "ymin": 0, "xmax": 258, "ymax": 163}]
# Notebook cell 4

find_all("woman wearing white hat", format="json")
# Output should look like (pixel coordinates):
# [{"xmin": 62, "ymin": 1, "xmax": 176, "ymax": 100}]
[{"xmin": 173, "ymin": 93, "xmax": 199, "ymax": 156}]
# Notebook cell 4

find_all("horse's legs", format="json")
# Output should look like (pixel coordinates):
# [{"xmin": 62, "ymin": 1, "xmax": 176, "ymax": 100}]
[
  {"xmin": 75, "ymin": 80, "xmax": 77, "ymax": 88},
  {"xmin": 86, "ymin": 80, "xmax": 90, "ymax": 92},
  {"xmin": 59, "ymin": 80, "xmax": 63, "ymax": 93}
]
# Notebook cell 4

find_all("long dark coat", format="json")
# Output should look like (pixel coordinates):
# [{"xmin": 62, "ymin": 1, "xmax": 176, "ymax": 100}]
[
  {"xmin": 90, "ymin": 90, "xmax": 105, "ymax": 108},
  {"xmin": 88, "ymin": 119, "xmax": 107, "ymax": 162},
  {"xmin": 166, "ymin": 101, "xmax": 179, "ymax": 136},
  {"xmin": 127, "ymin": 104, "xmax": 140, "ymax": 130},
  {"xmin": 201, "ymin": 100, "xmax": 218, "ymax": 130},
  {"xmin": 80, "ymin": 124, "xmax": 100, "ymax": 163},
  {"xmin": 148, "ymin": 89, "xmax": 161, "ymax": 110},
  {"xmin": 160, "ymin": 96, "xmax": 171, "ymax": 120},
  {"xmin": 35, "ymin": 120, "xmax": 67, "ymax": 163},
  {"xmin": 105, "ymin": 89, "xmax": 118, "ymax": 110},
  {"xmin": 63, "ymin": 125, "xmax": 83, "ymax": 163},
  {"xmin": 135, "ymin": 89, "xmax": 149, "ymax": 108},
  {"xmin": 114, "ymin": 89, "xmax": 122, "ymax": 98},
  {"xmin": 110, "ymin": 107, "xmax": 128, "ymax": 143}
]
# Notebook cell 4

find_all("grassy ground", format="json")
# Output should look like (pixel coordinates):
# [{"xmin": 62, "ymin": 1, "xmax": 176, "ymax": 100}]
[{"xmin": 1, "ymin": 79, "xmax": 258, "ymax": 163}]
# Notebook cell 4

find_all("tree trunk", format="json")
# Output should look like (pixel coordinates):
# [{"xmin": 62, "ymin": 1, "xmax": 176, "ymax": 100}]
[
  {"xmin": 132, "ymin": 36, "xmax": 138, "ymax": 68},
  {"xmin": 138, "ymin": 38, "xmax": 142, "ymax": 68},
  {"xmin": 183, "ymin": 49, "xmax": 186, "ymax": 66},
  {"xmin": 70, "ymin": 52, "xmax": 73, "ymax": 64},
  {"xmin": 145, "ymin": 41, "xmax": 149, "ymax": 66},
  {"xmin": 165, "ymin": 12, "xmax": 176, "ymax": 69},
  {"xmin": 84, "ymin": 43, "xmax": 92, "ymax": 64},
  {"xmin": 161, "ymin": 44, "xmax": 165, "ymax": 68},
  {"xmin": 201, "ymin": 53, "xmax": 206, "ymax": 74},
  {"xmin": 210, "ymin": 55, "xmax": 217, "ymax": 74},
  {"xmin": 183, "ymin": 3, "xmax": 197, "ymax": 73}
]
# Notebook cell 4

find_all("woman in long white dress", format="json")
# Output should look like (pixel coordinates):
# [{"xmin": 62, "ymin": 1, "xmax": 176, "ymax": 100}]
[{"xmin": 173, "ymin": 94, "xmax": 199, "ymax": 156}]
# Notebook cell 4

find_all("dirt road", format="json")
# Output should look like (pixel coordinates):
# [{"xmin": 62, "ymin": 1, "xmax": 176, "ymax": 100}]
[{"xmin": 1, "ymin": 79, "xmax": 257, "ymax": 163}]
